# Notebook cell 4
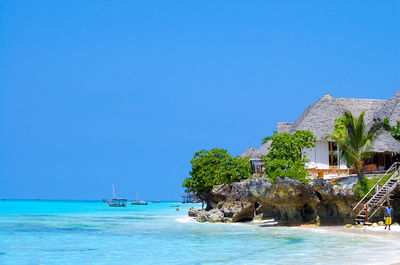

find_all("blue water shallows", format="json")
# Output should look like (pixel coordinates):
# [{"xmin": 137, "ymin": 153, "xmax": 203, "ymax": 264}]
[{"xmin": 0, "ymin": 200, "xmax": 396, "ymax": 264}]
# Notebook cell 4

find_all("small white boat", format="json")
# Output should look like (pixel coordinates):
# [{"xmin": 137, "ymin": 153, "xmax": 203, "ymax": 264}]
[
  {"xmin": 131, "ymin": 201, "xmax": 148, "ymax": 205},
  {"xmin": 107, "ymin": 185, "xmax": 127, "ymax": 207},
  {"xmin": 131, "ymin": 191, "xmax": 148, "ymax": 205}
]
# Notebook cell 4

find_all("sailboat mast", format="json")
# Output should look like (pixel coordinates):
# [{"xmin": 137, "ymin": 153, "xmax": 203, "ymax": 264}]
[{"xmin": 112, "ymin": 184, "xmax": 116, "ymax": 199}]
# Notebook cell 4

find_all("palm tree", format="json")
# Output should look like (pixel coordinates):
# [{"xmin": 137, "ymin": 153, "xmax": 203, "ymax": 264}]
[{"xmin": 327, "ymin": 111, "xmax": 381, "ymax": 179}]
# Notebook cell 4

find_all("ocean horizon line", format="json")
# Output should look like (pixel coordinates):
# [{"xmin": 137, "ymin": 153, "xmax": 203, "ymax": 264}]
[{"xmin": 0, "ymin": 198, "xmax": 181, "ymax": 202}]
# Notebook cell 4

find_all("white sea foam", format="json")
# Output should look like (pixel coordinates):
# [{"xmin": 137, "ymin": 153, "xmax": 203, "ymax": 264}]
[{"xmin": 175, "ymin": 217, "xmax": 197, "ymax": 223}]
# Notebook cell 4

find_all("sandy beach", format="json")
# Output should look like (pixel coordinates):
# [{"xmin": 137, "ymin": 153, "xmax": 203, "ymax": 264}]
[
  {"xmin": 297, "ymin": 225, "xmax": 400, "ymax": 265},
  {"xmin": 320, "ymin": 224, "xmax": 400, "ymax": 239},
  {"xmin": 180, "ymin": 216, "xmax": 400, "ymax": 264}
]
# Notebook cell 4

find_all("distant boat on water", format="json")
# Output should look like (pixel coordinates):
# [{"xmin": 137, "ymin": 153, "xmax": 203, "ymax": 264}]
[
  {"xmin": 131, "ymin": 191, "xmax": 148, "ymax": 205},
  {"xmin": 107, "ymin": 185, "xmax": 127, "ymax": 207}
]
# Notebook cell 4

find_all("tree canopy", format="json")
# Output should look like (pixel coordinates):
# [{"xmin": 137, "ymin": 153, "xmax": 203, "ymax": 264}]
[
  {"xmin": 331, "ymin": 116, "xmax": 348, "ymax": 141},
  {"xmin": 383, "ymin": 118, "xmax": 400, "ymax": 142},
  {"xmin": 327, "ymin": 111, "xmax": 381, "ymax": 178},
  {"xmin": 182, "ymin": 148, "xmax": 252, "ymax": 192},
  {"xmin": 262, "ymin": 130, "xmax": 316, "ymax": 183}
]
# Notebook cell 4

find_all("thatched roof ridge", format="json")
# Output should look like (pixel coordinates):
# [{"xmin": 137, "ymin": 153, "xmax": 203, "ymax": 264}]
[
  {"xmin": 250, "ymin": 140, "xmax": 272, "ymax": 161},
  {"xmin": 292, "ymin": 93, "xmax": 333, "ymax": 130},
  {"xmin": 371, "ymin": 130, "xmax": 400, "ymax": 153},
  {"xmin": 239, "ymin": 146, "xmax": 255, "ymax": 158},
  {"xmin": 376, "ymin": 90, "xmax": 400, "ymax": 126},
  {"xmin": 276, "ymin": 90, "xmax": 400, "ymax": 153},
  {"xmin": 288, "ymin": 93, "xmax": 344, "ymax": 140},
  {"xmin": 277, "ymin": 122, "xmax": 294, "ymax": 134},
  {"xmin": 333, "ymin": 97, "xmax": 386, "ymax": 127}
]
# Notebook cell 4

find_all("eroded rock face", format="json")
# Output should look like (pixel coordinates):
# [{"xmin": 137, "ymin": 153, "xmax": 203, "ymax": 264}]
[
  {"xmin": 197, "ymin": 208, "xmax": 224, "ymax": 222},
  {"xmin": 188, "ymin": 207, "xmax": 200, "ymax": 217},
  {"xmin": 192, "ymin": 177, "xmax": 360, "ymax": 225},
  {"xmin": 218, "ymin": 201, "xmax": 254, "ymax": 222}
]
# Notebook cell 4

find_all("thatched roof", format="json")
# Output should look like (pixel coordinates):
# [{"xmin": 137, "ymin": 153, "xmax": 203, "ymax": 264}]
[
  {"xmin": 250, "ymin": 141, "xmax": 272, "ymax": 161},
  {"xmin": 376, "ymin": 90, "xmax": 400, "ymax": 126},
  {"xmin": 282, "ymin": 94, "xmax": 344, "ymax": 140},
  {"xmin": 277, "ymin": 90, "xmax": 400, "ymax": 153},
  {"xmin": 371, "ymin": 91, "xmax": 400, "ymax": 152},
  {"xmin": 371, "ymin": 130, "xmax": 400, "ymax": 153},
  {"xmin": 239, "ymin": 146, "xmax": 255, "ymax": 158},
  {"xmin": 276, "ymin": 122, "xmax": 294, "ymax": 133},
  {"xmin": 240, "ymin": 141, "xmax": 272, "ymax": 161},
  {"xmin": 334, "ymin": 97, "xmax": 386, "ymax": 127}
]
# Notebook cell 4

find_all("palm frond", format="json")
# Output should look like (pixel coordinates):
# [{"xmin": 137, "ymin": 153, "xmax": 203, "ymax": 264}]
[{"xmin": 332, "ymin": 111, "xmax": 380, "ymax": 178}]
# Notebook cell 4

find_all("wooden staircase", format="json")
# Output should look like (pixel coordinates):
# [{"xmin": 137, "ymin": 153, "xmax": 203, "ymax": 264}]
[{"xmin": 353, "ymin": 162, "xmax": 400, "ymax": 224}]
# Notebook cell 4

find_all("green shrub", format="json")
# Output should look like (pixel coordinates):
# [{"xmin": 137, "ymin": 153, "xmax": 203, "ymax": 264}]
[
  {"xmin": 263, "ymin": 130, "xmax": 316, "ymax": 183},
  {"xmin": 354, "ymin": 173, "xmax": 393, "ymax": 198},
  {"xmin": 383, "ymin": 118, "xmax": 400, "ymax": 142},
  {"xmin": 182, "ymin": 148, "xmax": 252, "ymax": 192}
]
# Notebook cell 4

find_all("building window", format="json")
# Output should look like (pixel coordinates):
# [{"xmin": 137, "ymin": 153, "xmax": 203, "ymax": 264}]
[{"xmin": 329, "ymin": 141, "xmax": 338, "ymax": 166}]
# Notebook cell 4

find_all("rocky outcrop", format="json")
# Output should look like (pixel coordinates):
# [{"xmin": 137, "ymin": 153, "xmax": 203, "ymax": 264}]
[
  {"xmin": 197, "ymin": 208, "xmax": 225, "ymax": 222},
  {"xmin": 188, "ymin": 207, "xmax": 200, "ymax": 217},
  {"xmin": 191, "ymin": 177, "xmax": 360, "ymax": 225}
]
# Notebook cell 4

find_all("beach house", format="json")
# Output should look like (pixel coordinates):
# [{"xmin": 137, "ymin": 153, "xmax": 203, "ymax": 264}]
[{"xmin": 241, "ymin": 90, "xmax": 400, "ymax": 177}]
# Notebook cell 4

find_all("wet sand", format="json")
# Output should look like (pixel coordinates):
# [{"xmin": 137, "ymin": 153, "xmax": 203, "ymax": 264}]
[
  {"xmin": 300, "ymin": 225, "xmax": 400, "ymax": 265},
  {"xmin": 313, "ymin": 224, "xmax": 400, "ymax": 240}
]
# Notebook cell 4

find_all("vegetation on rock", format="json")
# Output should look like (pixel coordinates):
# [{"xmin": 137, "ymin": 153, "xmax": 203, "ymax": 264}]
[
  {"xmin": 355, "ymin": 173, "xmax": 393, "ymax": 198},
  {"xmin": 262, "ymin": 131, "xmax": 316, "ymax": 183},
  {"xmin": 327, "ymin": 111, "xmax": 381, "ymax": 179},
  {"xmin": 182, "ymin": 148, "xmax": 252, "ymax": 192}
]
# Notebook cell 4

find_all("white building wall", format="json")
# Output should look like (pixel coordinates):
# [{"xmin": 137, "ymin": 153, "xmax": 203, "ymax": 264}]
[
  {"xmin": 304, "ymin": 141, "xmax": 350, "ymax": 170},
  {"xmin": 315, "ymin": 141, "xmax": 329, "ymax": 169},
  {"xmin": 303, "ymin": 146, "xmax": 316, "ymax": 168},
  {"xmin": 337, "ymin": 145, "xmax": 349, "ymax": 169},
  {"xmin": 303, "ymin": 141, "xmax": 328, "ymax": 169}
]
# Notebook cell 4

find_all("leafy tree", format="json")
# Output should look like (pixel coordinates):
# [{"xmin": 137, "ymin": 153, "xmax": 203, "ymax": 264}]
[
  {"xmin": 383, "ymin": 118, "xmax": 400, "ymax": 141},
  {"xmin": 182, "ymin": 148, "xmax": 252, "ymax": 192},
  {"xmin": 326, "ymin": 111, "xmax": 381, "ymax": 179},
  {"xmin": 331, "ymin": 116, "xmax": 348, "ymax": 141},
  {"xmin": 262, "ymin": 131, "xmax": 316, "ymax": 183}
]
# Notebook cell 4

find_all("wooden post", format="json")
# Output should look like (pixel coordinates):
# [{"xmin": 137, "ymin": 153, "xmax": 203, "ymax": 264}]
[
  {"xmin": 366, "ymin": 204, "xmax": 369, "ymax": 222},
  {"xmin": 358, "ymin": 205, "xmax": 360, "ymax": 215},
  {"xmin": 387, "ymin": 189, "xmax": 390, "ymax": 206},
  {"xmin": 384, "ymin": 153, "xmax": 386, "ymax": 169},
  {"xmin": 337, "ymin": 144, "xmax": 340, "ymax": 177}
]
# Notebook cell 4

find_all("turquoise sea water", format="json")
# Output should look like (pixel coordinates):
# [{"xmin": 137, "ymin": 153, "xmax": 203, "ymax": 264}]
[{"xmin": 0, "ymin": 200, "xmax": 398, "ymax": 265}]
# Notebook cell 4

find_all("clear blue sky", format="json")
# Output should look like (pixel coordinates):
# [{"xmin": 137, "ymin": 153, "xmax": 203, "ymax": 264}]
[{"xmin": 1, "ymin": 1, "xmax": 399, "ymax": 200}]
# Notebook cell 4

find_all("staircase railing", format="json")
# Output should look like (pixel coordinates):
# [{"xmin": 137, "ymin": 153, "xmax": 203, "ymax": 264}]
[
  {"xmin": 369, "ymin": 181, "xmax": 399, "ymax": 219},
  {"xmin": 353, "ymin": 162, "xmax": 400, "ymax": 212}
]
